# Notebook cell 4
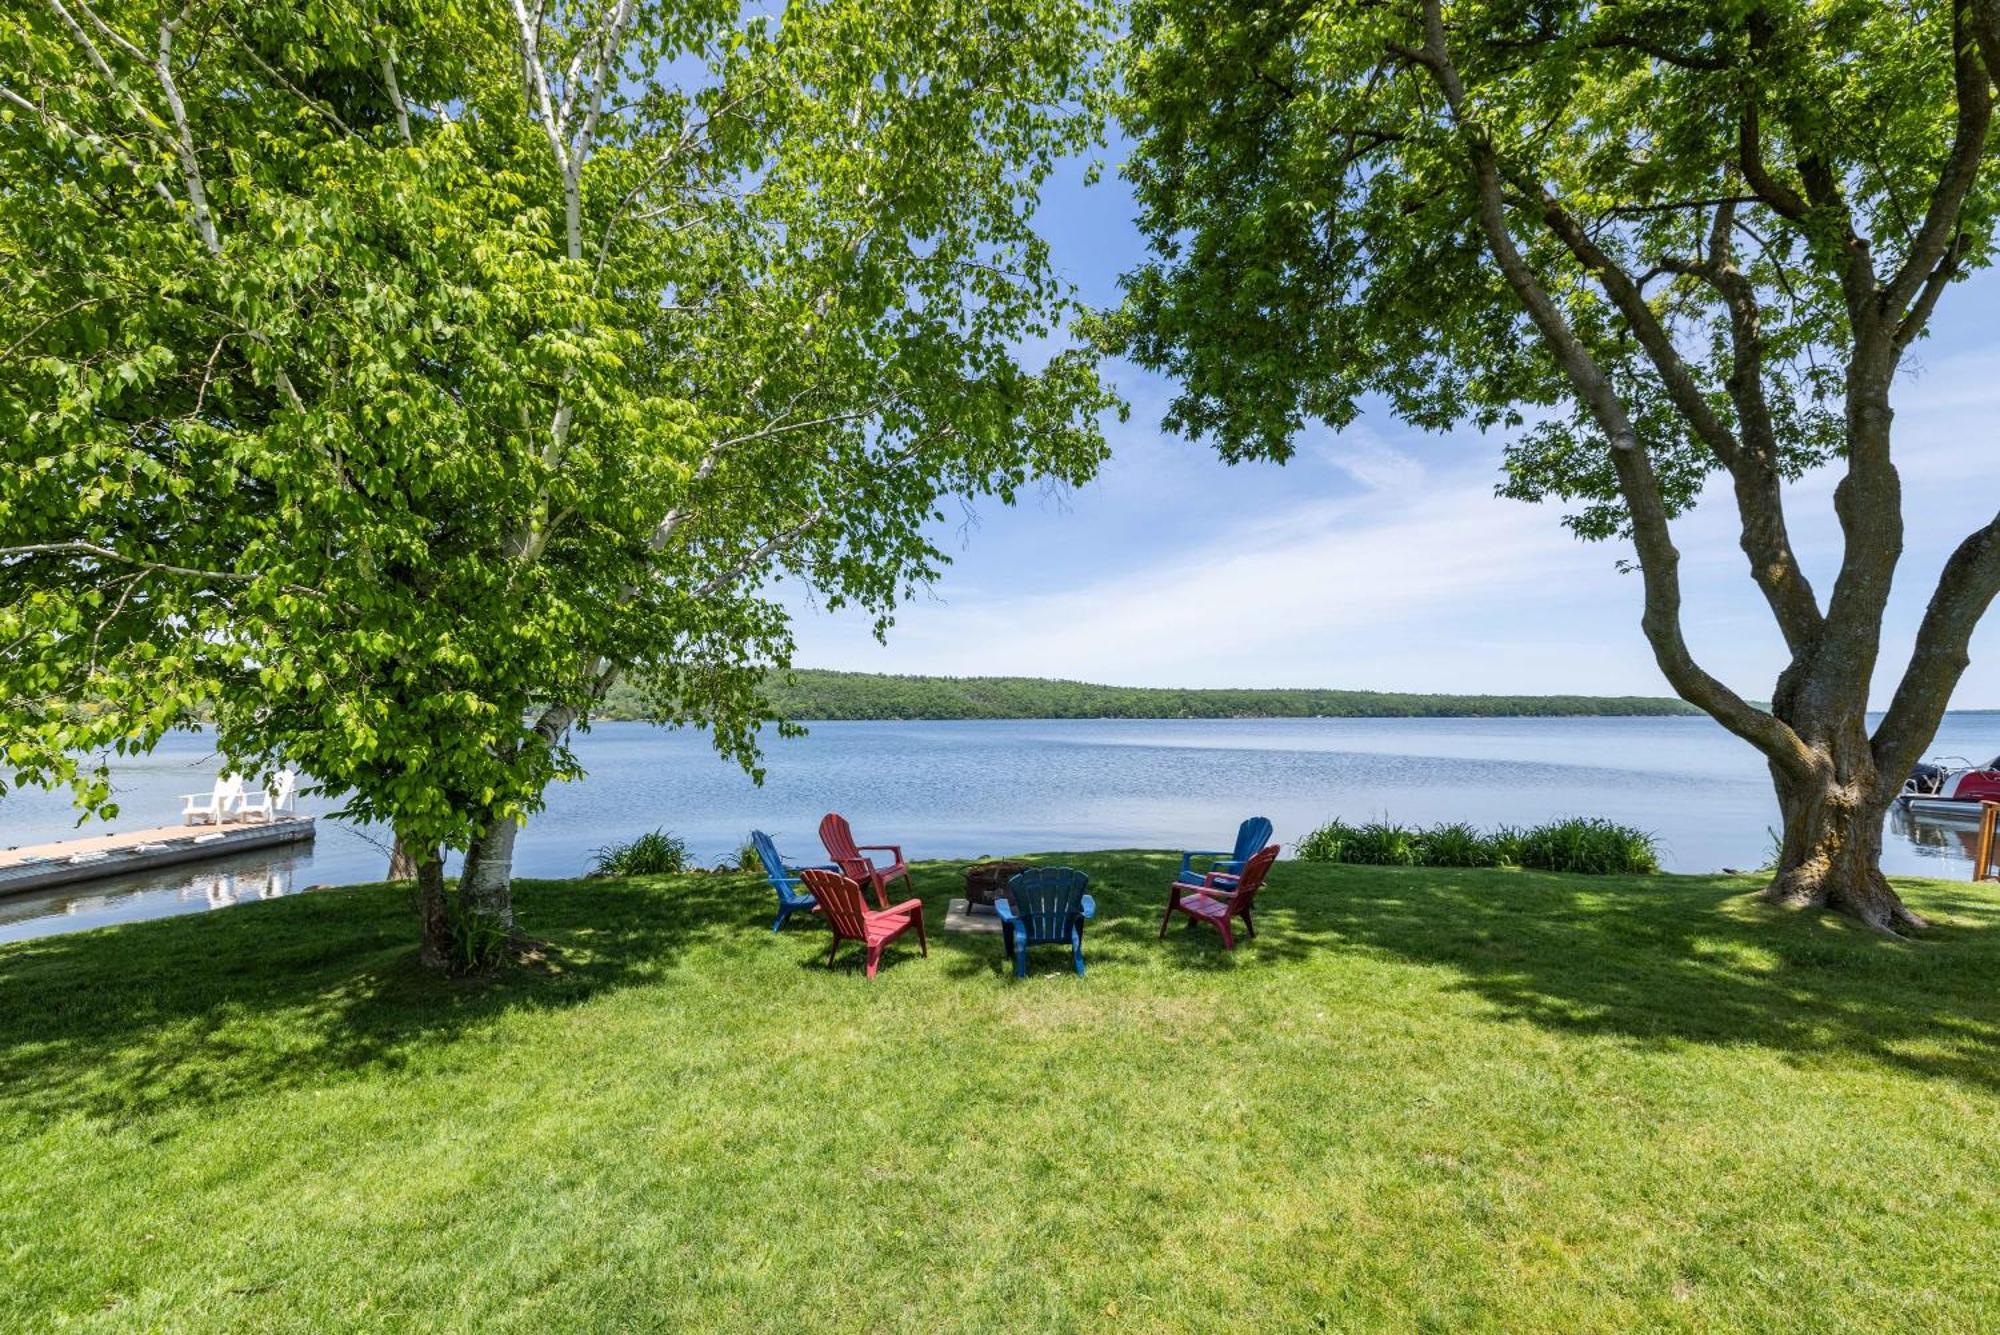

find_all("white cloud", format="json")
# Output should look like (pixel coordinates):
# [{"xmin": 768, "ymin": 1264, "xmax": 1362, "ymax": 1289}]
[
  {"xmin": 795, "ymin": 452, "xmax": 1644, "ymax": 690},
  {"xmin": 1310, "ymin": 426, "xmax": 1428, "ymax": 493},
  {"xmin": 788, "ymin": 317, "xmax": 2000, "ymax": 706}
]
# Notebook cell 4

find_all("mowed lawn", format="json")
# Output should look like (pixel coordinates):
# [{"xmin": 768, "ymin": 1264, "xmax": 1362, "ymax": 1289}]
[{"xmin": 5, "ymin": 854, "xmax": 2000, "ymax": 1331}]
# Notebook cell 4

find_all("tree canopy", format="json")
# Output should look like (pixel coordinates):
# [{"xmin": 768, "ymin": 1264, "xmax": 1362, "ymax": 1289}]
[
  {"xmin": 2, "ymin": 0, "xmax": 1117, "ymax": 961},
  {"xmin": 1108, "ymin": 0, "xmax": 2000, "ymax": 929}
]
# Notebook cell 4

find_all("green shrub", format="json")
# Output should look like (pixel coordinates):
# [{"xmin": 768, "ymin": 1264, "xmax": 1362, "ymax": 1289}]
[
  {"xmin": 1351, "ymin": 820, "xmax": 1424, "ymax": 866},
  {"xmin": 1295, "ymin": 818, "xmax": 1359, "ymax": 863},
  {"xmin": 588, "ymin": 829, "xmax": 690, "ymax": 878},
  {"xmin": 1510, "ymin": 817, "xmax": 1660, "ymax": 875},
  {"xmin": 1416, "ymin": 821, "xmax": 1501, "ymax": 868},
  {"xmin": 1296, "ymin": 818, "xmax": 1346, "ymax": 863},
  {"xmin": 1297, "ymin": 815, "xmax": 1657, "ymax": 875},
  {"xmin": 729, "ymin": 839, "xmax": 762, "ymax": 873},
  {"xmin": 1298, "ymin": 818, "xmax": 1425, "ymax": 865}
]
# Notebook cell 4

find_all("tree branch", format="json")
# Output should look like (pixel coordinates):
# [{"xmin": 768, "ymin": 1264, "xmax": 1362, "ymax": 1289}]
[
  {"xmin": 379, "ymin": 48, "xmax": 413, "ymax": 146},
  {"xmin": 152, "ymin": 2, "xmax": 218, "ymax": 257},
  {"xmin": 1736, "ymin": 100, "xmax": 1808, "ymax": 222},
  {"xmin": 0, "ymin": 540, "xmax": 321, "ymax": 598},
  {"xmin": 1872, "ymin": 510, "xmax": 2000, "ymax": 794},
  {"xmin": 1409, "ymin": 0, "xmax": 1812, "ymax": 776},
  {"xmin": 508, "ymin": 0, "xmax": 569, "ymax": 178},
  {"xmin": 1895, "ymin": 232, "xmax": 1967, "ymax": 351},
  {"xmin": 1880, "ymin": 0, "xmax": 1992, "ymax": 321},
  {"xmin": 221, "ymin": 14, "xmax": 357, "ymax": 138}
]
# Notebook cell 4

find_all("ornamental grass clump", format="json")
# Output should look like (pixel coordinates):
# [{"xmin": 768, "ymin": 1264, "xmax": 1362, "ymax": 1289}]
[
  {"xmin": 588, "ymin": 829, "xmax": 690, "ymax": 878},
  {"xmin": 1418, "ymin": 821, "xmax": 1502, "ymax": 868},
  {"xmin": 1298, "ymin": 816, "xmax": 1656, "ymax": 875},
  {"xmin": 1510, "ymin": 817, "xmax": 1661, "ymax": 876}
]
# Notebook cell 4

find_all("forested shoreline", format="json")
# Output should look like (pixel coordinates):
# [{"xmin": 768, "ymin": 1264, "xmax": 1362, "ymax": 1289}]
[{"xmin": 596, "ymin": 670, "xmax": 1702, "ymax": 722}]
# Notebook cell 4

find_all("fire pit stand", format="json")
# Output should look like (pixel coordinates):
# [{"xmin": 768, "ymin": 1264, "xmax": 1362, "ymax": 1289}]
[{"xmin": 961, "ymin": 859, "xmax": 1032, "ymax": 913}]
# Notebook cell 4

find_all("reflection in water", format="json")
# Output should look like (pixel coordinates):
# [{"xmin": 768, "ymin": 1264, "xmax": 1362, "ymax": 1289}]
[
  {"xmin": 0, "ymin": 849, "xmax": 305, "ymax": 944},
  {"xmin": 1890, "ymin": 803, "xmax": 1991, "ymax": 872}
]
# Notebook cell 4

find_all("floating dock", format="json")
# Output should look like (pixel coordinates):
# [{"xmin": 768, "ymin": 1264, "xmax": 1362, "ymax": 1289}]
[{"xmin": 0, "ymin": 818, "xmax": 315, "ymax": 896}]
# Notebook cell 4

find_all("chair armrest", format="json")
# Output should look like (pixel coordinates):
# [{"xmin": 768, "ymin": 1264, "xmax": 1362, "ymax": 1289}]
[
  {"xmin": 885, "ymin": 898, "xmax": 924, "ymax": 918},
  {"xmin": 787, "ymin": 861, "xmax": 842, "ymax": 873},
  {"xmin": 993, "ymin": 899, "xmax": 1018, "ymax": 925},
  {"xmin": 180, "ymin": 793, "xmax": 211, "ymax": 804},
  {"xmin": 1079, "ymin": 895, "xmax": 1096, "ymax": 920},
  {"xmin": 857, "ymin": 844, "xmax": 904, "ymax": 861},
  {"xmin": 1178, "ymin": 850, "xmax": 1229, "ymax": 877}
]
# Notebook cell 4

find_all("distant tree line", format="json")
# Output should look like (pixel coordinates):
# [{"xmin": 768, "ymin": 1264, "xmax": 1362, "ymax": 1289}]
[{"xmin": 596, "ymin": 670, "xmax": 1702, "ymax": 722}]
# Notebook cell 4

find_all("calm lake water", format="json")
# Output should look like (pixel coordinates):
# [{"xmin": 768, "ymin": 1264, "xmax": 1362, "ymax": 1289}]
[{"xmin": 4, "ymin": 714, "xmax": 1997, "ymax": 943}]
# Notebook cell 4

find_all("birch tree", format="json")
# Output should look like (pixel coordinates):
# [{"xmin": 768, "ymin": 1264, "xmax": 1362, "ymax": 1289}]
[
  {"xmin": 1107, "ymin": 0, "xmax": 2000, "ymax": 933},
  {"xmin": 1, "ymin": 0, "xmax": 1116, "ymax": 967}
]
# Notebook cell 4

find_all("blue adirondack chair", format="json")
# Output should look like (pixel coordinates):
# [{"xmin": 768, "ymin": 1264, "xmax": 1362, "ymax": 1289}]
[
  {"xmin": 1178, "ymin": 816, "xmax": 1273, "ymax": 883},
  {"xmin": 994, "ymin": 867, "xmax": 1095, "ymax": 978},
  {"xmin": 752, "ymin": 830, "xmax": 839, "ymax": 932}
]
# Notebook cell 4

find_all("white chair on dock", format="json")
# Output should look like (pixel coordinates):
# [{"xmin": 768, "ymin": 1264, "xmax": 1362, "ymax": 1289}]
[
  {"xmin": 238, "ymin": 770, "xmax": 299, "ymax": 823},
  {"xmin": 181, "ymin": 774, "xmax": 245, "ymax": 826}
]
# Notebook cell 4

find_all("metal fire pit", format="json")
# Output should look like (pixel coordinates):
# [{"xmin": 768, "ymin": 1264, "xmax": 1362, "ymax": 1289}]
[{"xmin": 962, "ymin": 859, "xmax": 1032, "ymax": 912}]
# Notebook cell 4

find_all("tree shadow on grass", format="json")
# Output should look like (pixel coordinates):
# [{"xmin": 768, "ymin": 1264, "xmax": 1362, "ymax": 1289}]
[
  {"xmin": 9, "ymin": 851, "xmax": 1996, "ymax": 1124},
  {"xmin": 1285, "ymin": 863, "xmax": 2000, "ymax": 1094},
  {"xmin": 0, "ymin": 870, "xmax": 768, "ymax": 1125}
]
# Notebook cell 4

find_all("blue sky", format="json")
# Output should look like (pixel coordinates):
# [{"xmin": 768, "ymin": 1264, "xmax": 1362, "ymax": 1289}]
[{"xmin": 787, "ymin": 144, "xmax": 2000, "ymax": 708}]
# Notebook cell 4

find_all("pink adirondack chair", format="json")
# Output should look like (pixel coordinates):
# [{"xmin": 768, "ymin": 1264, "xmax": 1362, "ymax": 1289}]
[
  {"xmin": 799, "ymin": 868, "xmax": 927, "ymax": 979},
  {"xmin": 1159, "ymin": 845, "xmax": 1279, "ymax": 950},
  {"xmin": 818, "ymin": 812, "xmax": 912, "ymax": 910}
]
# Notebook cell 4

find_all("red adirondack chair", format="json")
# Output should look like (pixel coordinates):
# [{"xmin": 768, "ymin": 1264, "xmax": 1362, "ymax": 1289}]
[
  {"xmin": 799, "ymin": 869, "xmax": 927, "ymax": 979},
  {"xmin": 1159, "ymin": 845, "xmax": 1279, "ymax": 950},
  {"xmin": 818, "ymin": 812, "xmax": 913, "ymax": 909}
]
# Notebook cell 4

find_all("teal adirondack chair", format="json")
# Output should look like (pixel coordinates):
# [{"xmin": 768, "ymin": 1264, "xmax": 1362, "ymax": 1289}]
[
  {"xmin": 752, "ymin": 830, "xmax": 838, "ymax": 932},
  {"xmin": 994, "ymin": 867, "xmax": 1095, "ymax": 978}
]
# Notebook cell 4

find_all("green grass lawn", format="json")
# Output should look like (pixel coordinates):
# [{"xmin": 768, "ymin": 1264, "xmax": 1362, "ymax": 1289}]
[{"xmin": 5, "ymin": 854, "xmax": 2000, "ymax": 1331}]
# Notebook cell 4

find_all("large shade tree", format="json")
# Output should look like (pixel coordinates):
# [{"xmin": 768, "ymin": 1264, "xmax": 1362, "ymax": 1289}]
[
  {"xmin": 0, "ymin": 0, "xmax": 1115, "ymax": 966},
  {"xmin": 1108, "ymin": 0, "xmax": 2000, "ymax": 931}
]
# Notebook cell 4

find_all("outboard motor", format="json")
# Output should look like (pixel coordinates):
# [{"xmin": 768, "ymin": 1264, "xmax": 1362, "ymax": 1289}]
[{"xmin": 1905, "ymin": 762, "xmax": 1949, "ymax": 796}]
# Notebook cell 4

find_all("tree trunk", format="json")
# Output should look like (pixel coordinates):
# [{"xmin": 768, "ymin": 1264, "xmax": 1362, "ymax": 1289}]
[
  {"xmin": 387, "ymin": 837, "xmax": 418, "ymax": 881},
  {"xmin": 415, "ymin": 852, "xmax": 452, "ymax": 971},
  {"xmin": 459, "ymin": 817, "xmax": 519, "ymax": 934},
  {"xmin": 1765, "ymin": 746, "xmax": 1926, "ymax": 934}
]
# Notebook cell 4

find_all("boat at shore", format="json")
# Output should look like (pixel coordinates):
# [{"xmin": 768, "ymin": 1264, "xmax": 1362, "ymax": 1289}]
[{"xmin": 1901, "ymin": 754, "xmax": 2000, "ymax": 821}]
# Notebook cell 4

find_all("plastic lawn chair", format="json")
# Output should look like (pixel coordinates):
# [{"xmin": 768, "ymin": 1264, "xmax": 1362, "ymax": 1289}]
[
  {"xmin": 799, "ymin": 868, "xmax": 927, "ymax": 979},
  {"xmin": 818, "ymin": 812, "xmax": 913, "ymax": 909},
  {"xmin": 994, "ymin": 867, "xmax": 1095, "ymax": 978},
  {"xmin": 1177, "ymin": 816, "xmax": 1273, "ymax": 882},
  {"xmin": 752, "ymin": 830, "xmax": 839, "ymax": 932},
  {"xmin": 1160, "ymin": 845, "xmax": 1279, "ymax": 951}
]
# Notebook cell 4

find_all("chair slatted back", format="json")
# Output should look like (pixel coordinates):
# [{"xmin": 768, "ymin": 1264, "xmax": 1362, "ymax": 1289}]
[
  {"xmin": 1232, "ymin": 817, "xmax": 1274, "ymax": 866},
  {"xmin": 273, "ymin": 770, "xmax": 297, "ymax": 810},
  {"xmin": 1005, "ymin": 867, "xmax": 1089, "ymax": 947},
  {"xmin": 1228, "ymin": 846, "xmax": 1280, "ymax": 911},
  {"xmin": 751, "ymin": 831, "xmax": 800, "ymax": 900},
  {"xmin": 818, "ymin": 813, "xmax": 867, "ymax": 882},
  {"xmin": 799, "ymin": 868, "xmax": 871, "ymax": 939}
]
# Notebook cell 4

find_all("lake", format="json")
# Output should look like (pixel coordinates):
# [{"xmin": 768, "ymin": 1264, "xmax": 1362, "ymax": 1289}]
[{"xmin": 4, "ymin": 713, "xmax": 1997, "ymax": 943}]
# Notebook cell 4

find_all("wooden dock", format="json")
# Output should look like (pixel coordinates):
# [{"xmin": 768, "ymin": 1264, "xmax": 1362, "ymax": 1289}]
[{"xmin": 0, "ymin": 818, "xmax": 315, "ymax": 896}]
